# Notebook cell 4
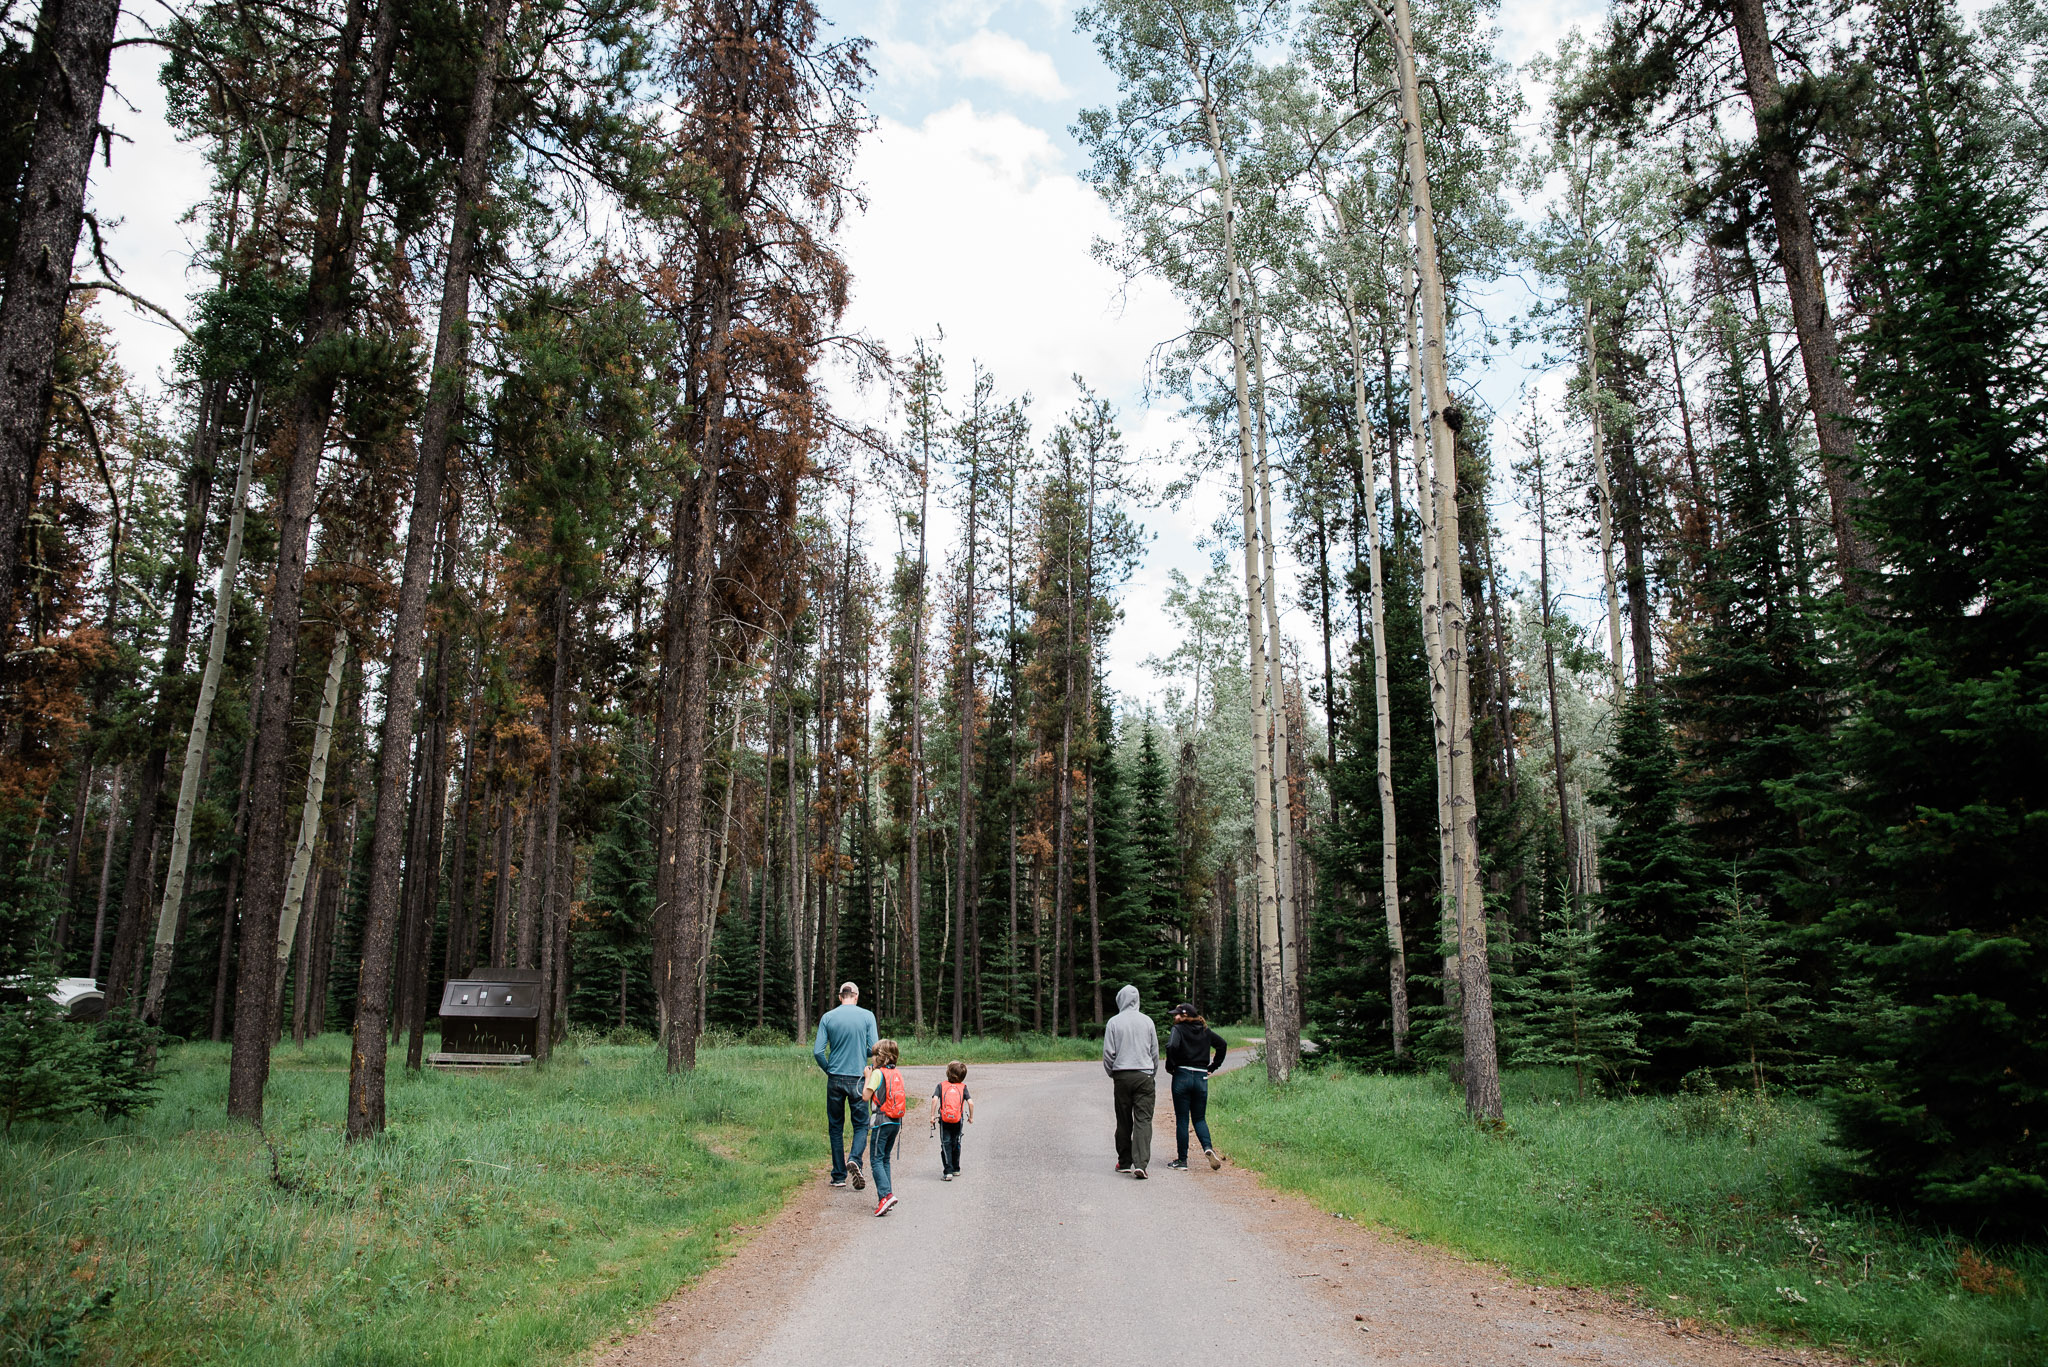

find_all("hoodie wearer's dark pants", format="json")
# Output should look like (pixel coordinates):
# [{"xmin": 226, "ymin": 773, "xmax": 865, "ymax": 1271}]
[{"xmin": 1112, "ymin": 1069, "xmax": 1155, "ymax": 1170}]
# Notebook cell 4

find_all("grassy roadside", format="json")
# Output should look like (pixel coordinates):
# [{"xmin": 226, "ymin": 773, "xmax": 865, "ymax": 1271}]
[
  {"xmin": 3, "ymin": 1035, "xmax": 820, "ymax": 1366},
  {"xmin": 1206, "ymin": 1066, "xmax": 2044, "ymax": 1367},
  {"xmin": 0, "ymin": 1031, "xmax": 1092, "ymax": 1366}
]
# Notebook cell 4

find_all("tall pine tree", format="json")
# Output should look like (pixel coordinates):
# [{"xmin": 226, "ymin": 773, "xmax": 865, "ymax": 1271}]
[{"xmin": 1812, "ymin": 71, "xmax": 2048, "ymax": 1233}]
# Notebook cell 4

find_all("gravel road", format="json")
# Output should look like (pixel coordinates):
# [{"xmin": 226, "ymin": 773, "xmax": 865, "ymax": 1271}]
[{"xmin": 593, "ymin": 1058, "xmax": 1845, "ymax": 1367}]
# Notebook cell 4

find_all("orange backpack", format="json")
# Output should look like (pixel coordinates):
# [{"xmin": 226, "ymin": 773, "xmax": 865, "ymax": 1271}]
[
  {"xmin": 872, "ymin": 1066, "xmax": 908, "ymax": 1121},
  {"xmin": 938, "ymin": 1080, "xmax": 966, "ymax": 1124}
]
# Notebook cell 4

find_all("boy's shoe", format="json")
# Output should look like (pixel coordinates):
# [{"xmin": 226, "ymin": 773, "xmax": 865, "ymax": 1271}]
[
  {"xmin": 849, "ymin": 1163, "xmax": 865, "ymax": 1191},
  {"xmin": 1166, "ymin": 1159, "xmax": 1189, "ymax": 1170},
  {"xmin": 830, "ymin": 1176, "xmax": 848, "ymax": 1188},
  {"xmin": 875, "ymin": 1194, "xmax": 898, "ymax": 1216},
  {"xmin": 1114, "ymin": 1162, "xmax": 1131, "ymax": 1173},
  {"xmin": 1133, "ymin": 1167, "xmax": 1148, "ymax": 1180},
  {"xmin": 1206, "ymin": 1148, "xmax": 1222, "ymax": 1171}
]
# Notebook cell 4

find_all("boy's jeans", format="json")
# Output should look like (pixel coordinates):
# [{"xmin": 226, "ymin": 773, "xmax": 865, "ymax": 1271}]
[
  {"xmin": 938, "ymin": 1119, "xmax": 963, "ymax": 1175},
  {"xmin": 869, "ymin": 1120, "xmax": 901, "ymax": 1197},
  {"xmin": 1172, "ymin": 1068, "xmax": 1213, "ymax": 1162},
  {"xmin": 826, "ymin": 1073, "xmax": 870, "ymax": 1181}
]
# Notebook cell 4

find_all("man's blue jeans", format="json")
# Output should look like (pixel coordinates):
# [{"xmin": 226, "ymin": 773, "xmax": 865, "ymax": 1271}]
[
  {"xmin": 870, "ymin": 1120, "xmax": 900, "ymax": 1197},
  {"xmin": 1172, "ymin": 1068, "xmax": 1213, "ymax": 1163},
  {"xmin": 826, "ymin": 1072, "xmax": 869, "ymax": 1180}
]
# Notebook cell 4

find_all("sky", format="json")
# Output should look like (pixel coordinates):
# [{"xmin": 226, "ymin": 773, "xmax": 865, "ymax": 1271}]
[{"xmin": 86, "ymin": 0, "xmax": 1616, "ymax": 709}]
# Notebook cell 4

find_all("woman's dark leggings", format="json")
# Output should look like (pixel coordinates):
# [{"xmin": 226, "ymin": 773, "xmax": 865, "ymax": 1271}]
[{"xmin": 1172, "ymin": 1069, "xmax": 1212, "ymax": 1162}]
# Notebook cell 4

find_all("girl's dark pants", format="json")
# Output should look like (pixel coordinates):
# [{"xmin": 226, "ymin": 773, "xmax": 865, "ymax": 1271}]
[{"xmin": 1172, "ymin": 1068, "xmax": 1212, "ymax": 1162}]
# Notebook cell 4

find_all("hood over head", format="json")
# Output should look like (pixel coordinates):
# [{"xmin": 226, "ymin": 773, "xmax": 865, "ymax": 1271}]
[{"xmin": 1116, "ymin": 984, "xmax": 1140, "ymax": 1013}]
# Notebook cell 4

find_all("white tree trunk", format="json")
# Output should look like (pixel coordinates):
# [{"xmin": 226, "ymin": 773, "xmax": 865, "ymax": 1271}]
[
  {"xmin": 1194, "ymin": 71, "xmax": 1288, "ymax": 1084},
  {"xmin": 1391, "ymin": 0, "xmax": 1501, "ymax": 1118},
  {"xmin": 1337, "ymin": 272, "xmax": 1408, "ymax": 1055},
  {"xmin": 1248, "ymin": 300, "xmax": 1302, "ymax": 1073},
  {"xmin": 1586, "ymin": 302, "xmax": 1625, "ymax": 697},
  {"xmin": 1403, "ymin": 251, "xmax": 1459, "ymax": 1011},
  {"xmin": 273, "ymin": 629, "xmax": 349, "ymax": 1020},
  {"xmin": 142, "ymin": 387, "xmax": 261, "ymax": 1023}
]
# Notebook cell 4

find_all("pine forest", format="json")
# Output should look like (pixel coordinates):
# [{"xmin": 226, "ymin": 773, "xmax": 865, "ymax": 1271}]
[{"xmin": 0, "ymin": 0, "xmax": 2044, "ymax": 1357}]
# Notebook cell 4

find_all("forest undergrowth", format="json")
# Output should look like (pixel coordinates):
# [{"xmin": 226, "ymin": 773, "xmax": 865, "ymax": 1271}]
[
  {"xmin": 2, "ymin": 1038, "xmax": 813, "ymax": 1366},
  {"xmin": 1207, "ymin": 1068, "xmax": 2045, "ymax": 1367}
]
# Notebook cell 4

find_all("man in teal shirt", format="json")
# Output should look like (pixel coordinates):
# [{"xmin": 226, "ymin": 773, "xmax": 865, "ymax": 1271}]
[{"xmin": 812, "ymin": 982, "xmax": 879, "ymax": 1189}]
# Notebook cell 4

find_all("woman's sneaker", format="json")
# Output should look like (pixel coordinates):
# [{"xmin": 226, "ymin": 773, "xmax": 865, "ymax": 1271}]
[
  {"xmin": 875, "ymin": 1194, "xmax": 898, "ymax": 1216},
  {"xmin": 1206, "ymin": 1149, "xmax": 1222, "ymax": 1170},
  {"xmin": 1166, "ymin": 1159, "xmax": 1189, "ymax": 1170}
]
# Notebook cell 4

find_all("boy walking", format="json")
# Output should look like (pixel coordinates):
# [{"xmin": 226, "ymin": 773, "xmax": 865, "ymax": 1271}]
[
  {"xmin": 928, "ymin": 1060, "xmax": 973, "ymax": 1179},
  {"xmin": 862, "ymin": 1039, "xmax": 907, "ymax": 1216}
]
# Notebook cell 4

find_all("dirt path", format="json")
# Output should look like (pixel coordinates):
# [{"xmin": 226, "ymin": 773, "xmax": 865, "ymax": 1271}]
[{"xmin": 591, "ymin": 1059, "xmax": 1848, "ymax": 1367}]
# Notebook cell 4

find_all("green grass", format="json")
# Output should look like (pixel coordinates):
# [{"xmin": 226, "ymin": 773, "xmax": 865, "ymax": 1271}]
[
  {"xmin": 1207, "ymin": 1066, "xmax": 2045, "ymax": 1367},
  {"xmin": 1, "ymin": 1033, "xmax": 821, "ymax": 1367},
  {"xmin": 0, "ymin": 1030, "xmax": 1116, "ymax": 1365}
]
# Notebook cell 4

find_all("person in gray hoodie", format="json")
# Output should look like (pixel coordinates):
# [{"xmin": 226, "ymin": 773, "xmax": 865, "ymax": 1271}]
[{"xmin": 1102, "ymin": 984, "xmax": 1159, "ymax": 1178}]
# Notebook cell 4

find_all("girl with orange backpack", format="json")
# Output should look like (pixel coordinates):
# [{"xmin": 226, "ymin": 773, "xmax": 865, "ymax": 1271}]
[
  {"xmin": 927, "ymin": 1060, "xmax": 974, "ymax": 1179},
  {"xmin": 861, "ymin": 1039, "xmax": 907, "ymax": 1216}
]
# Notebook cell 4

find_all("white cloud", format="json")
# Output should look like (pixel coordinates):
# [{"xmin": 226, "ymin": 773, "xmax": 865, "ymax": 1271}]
[
  {"xmin": 868, "ymin": 29, "xmax": 1071, "ymax": 102},
  {"xmin": 834, "ymin": 100, "xmax": 1216, "ymax": 694},
  {"xmin": 838, "ymin": 101, "xmax": 1178, "ymax": 421},
  {"xmin": 945, "ymin": 30, "xmax": 1070, "ymax": 100}
]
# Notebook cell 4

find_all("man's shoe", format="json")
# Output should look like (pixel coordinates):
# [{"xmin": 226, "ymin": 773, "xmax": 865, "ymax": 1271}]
[
  {"xmin": 1206, "ymin": 1148, "xmax": 1222, "ymax": 1171},
  {"xmin": 876, "ymin": 1194, "xmax": 898, "ymax": 1216},
  {"xmin": 1114, "ymin": 1162, "xmax": 1131, "ymax": 1173},
  {"xmin": 849, "ymin": 1163, "xmax": 865, "ymax": 1191},
  {"xmin": 1133, "ymin": 1167, "xmax": 1148, "ymax": 1180},
  {"xmin": 830, "ymin": 1176, "xmax": 848, "ymax": 1188},
  {"xmin": 1166, "ymin": 1159, "xmax": 1189, "ymax": 1170},
  {"xmin": 941, "ymin": 1172, "xmax": 952, "ymax": 1181}
]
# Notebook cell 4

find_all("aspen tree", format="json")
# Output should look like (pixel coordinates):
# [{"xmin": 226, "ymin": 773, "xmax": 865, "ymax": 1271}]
[
  {"xmin": 1245, "ymin": 291, "xmax": 1302, "ymax": 1067},
  {"xmin": 1387, "ymin": 0, "xmax": 1501, "ymax": 1116},
  {"xmin": 142, "ymin": 388, "xmax": 261, "ymax": 1023},
  {"xmin": 1326, "ymin": 193, "xmax": 1408, "ymax": 1052},
  {"xmin": 271, "ymin": 631, "xmax": 349, "ymax": 1030},
  {"xmin": 1574, "ymin": 144, "xmax": 1626, "ymax": 697},
  {"xmin": 1401, "ymin": 245, "xmax": 1458, "ymax": 1011}
]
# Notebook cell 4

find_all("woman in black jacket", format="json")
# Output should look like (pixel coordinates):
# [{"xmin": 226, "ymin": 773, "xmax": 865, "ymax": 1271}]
[{"xmin": 1162, "ymin": 1003, "xmax": 1227, "ymax": 1170}]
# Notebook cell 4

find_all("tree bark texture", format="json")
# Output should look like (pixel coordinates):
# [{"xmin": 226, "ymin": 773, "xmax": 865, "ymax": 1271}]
[
  {"xmin": 344, "ymin": 0, "xmax": 510, "ymax": 1138},
  {"xmin": 0, "ymin": 0, "xmax": 121, "ymax": 613}
]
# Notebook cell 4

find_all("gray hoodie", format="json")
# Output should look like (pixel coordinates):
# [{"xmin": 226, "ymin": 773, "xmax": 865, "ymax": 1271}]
[{"xmin": 1102, "ymin": 984, "xmax": 1159, "ymax": 1075}]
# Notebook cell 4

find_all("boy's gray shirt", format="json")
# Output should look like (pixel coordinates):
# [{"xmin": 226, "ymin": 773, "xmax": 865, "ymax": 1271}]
[{"xmin": 1102, "ymin": 984, "xmax": 1158, "ymax": 1074}]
